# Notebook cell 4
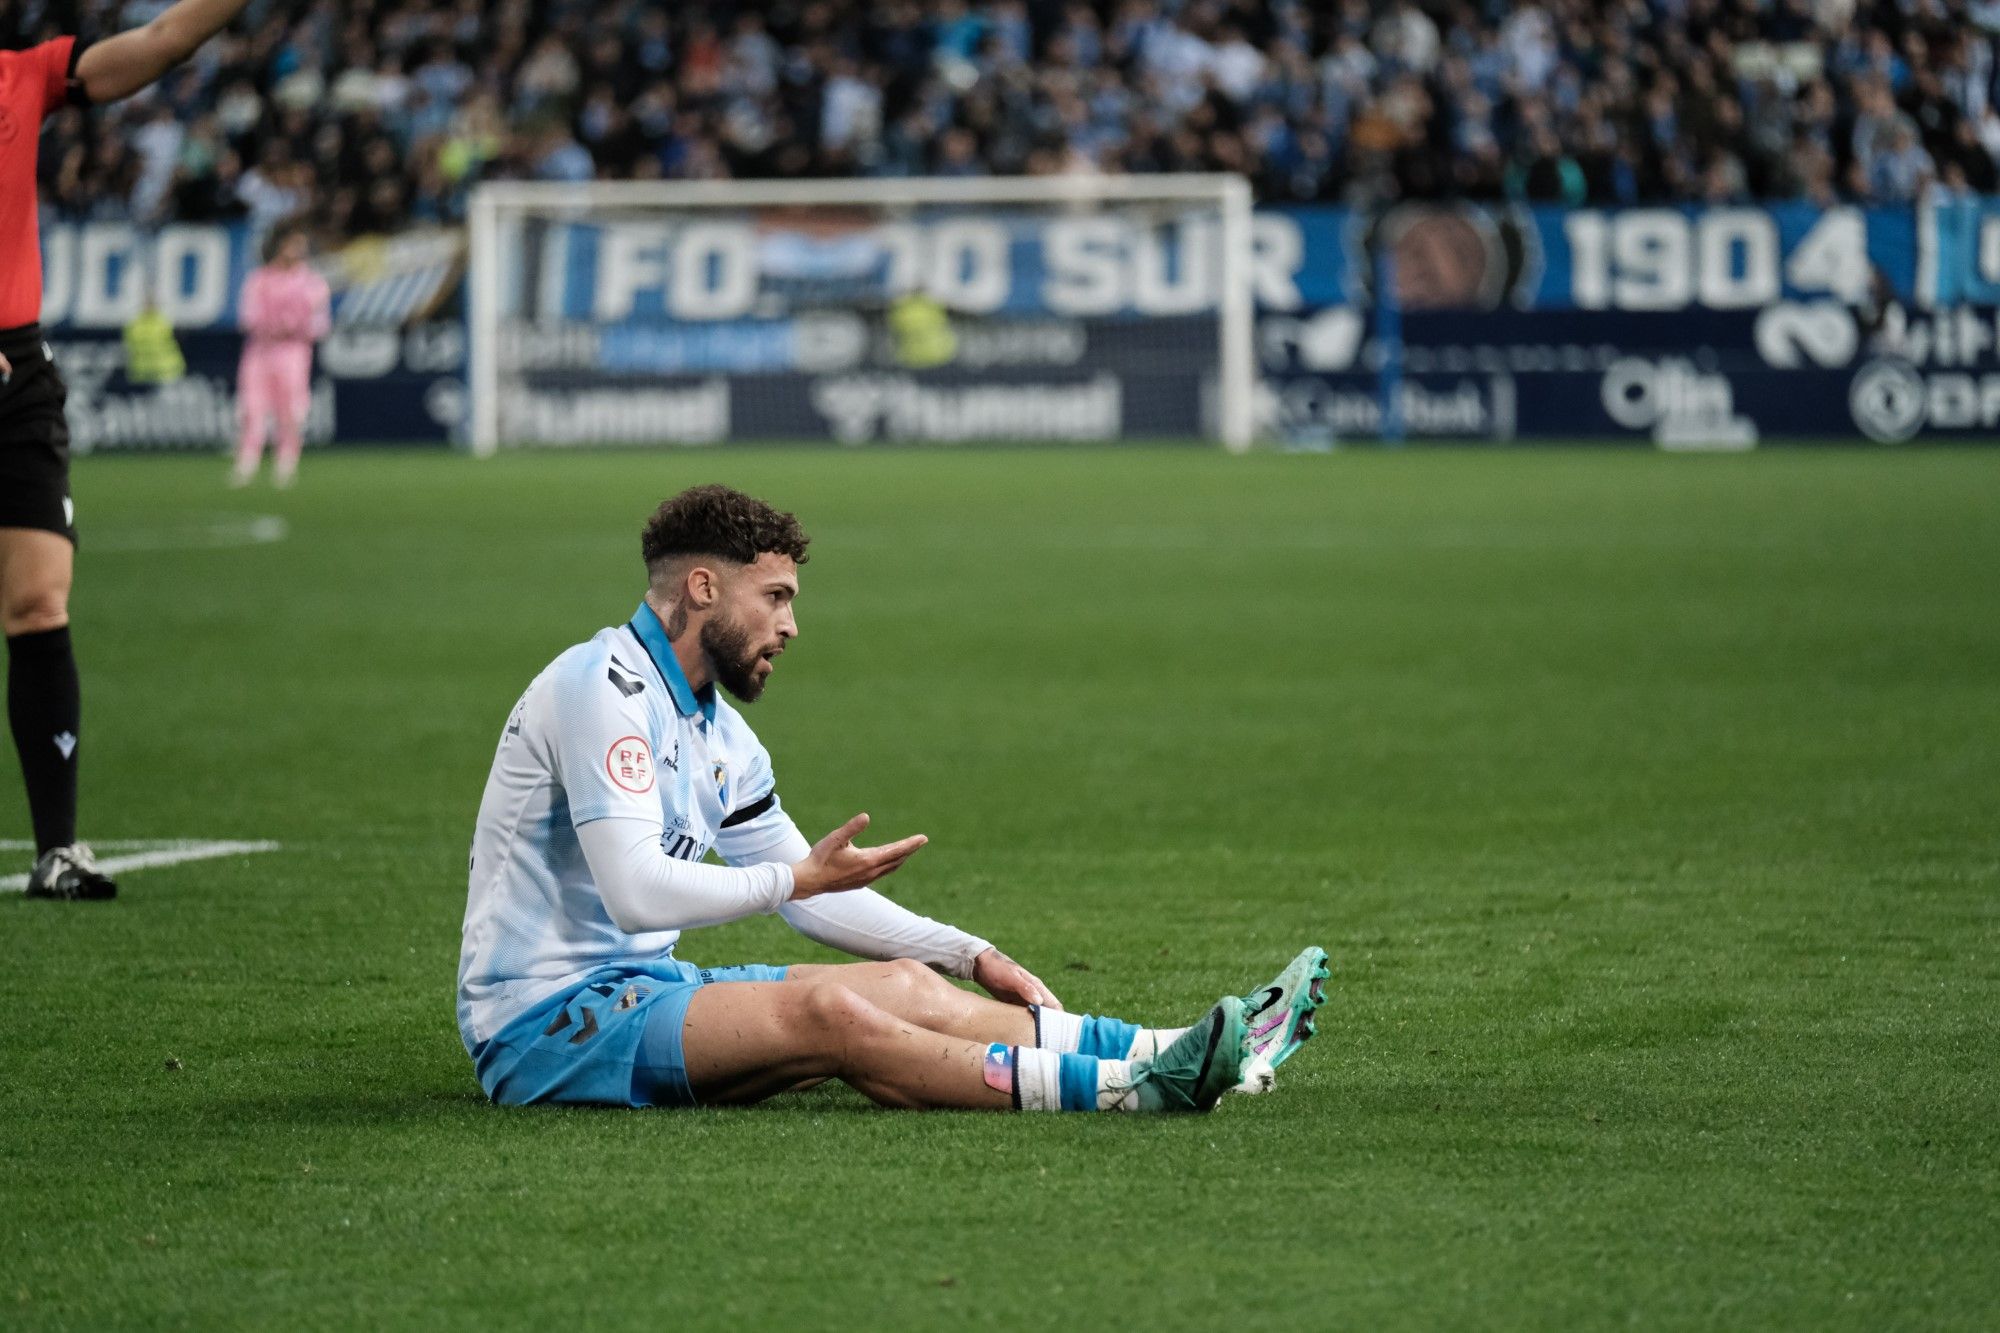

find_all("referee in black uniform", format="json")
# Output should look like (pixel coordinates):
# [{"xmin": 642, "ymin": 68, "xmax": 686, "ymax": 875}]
[{"xmin": 2, "ymin": 0, "xmax": 254, "ymax": 898}]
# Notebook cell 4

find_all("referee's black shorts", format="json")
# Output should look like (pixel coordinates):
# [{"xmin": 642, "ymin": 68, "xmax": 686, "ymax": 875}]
[{"xmin": 0, "ymin": 323, "xmax": 77, "ymax": 544}]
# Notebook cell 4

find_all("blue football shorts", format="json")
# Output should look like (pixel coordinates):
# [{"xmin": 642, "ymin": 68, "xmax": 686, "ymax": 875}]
[{"xmin": 473, "ymin": 959, "xmax": 790, "ymax": 1107}]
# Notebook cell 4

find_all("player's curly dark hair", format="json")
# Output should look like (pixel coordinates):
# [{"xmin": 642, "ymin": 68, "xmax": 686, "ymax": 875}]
[{"xmin": 641, "ymin": 485, "xmax": 810, "ymax": 578}]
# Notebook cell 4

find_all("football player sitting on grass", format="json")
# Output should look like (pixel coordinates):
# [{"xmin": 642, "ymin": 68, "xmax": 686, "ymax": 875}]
[{"xmin": 458, "ymin": 484, "xmax": 1327, "ymax": 1112}]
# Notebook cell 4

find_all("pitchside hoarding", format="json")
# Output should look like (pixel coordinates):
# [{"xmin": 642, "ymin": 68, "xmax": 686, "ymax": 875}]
[{"xmin": 38, "ymin": 200, "xmax": 2000, "ymax": 448}]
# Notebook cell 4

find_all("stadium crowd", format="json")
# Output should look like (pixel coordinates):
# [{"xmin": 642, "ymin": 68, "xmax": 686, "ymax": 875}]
[{"xmin": 19, "ymin": 0, "xmax": 2000, "ymax": 236}]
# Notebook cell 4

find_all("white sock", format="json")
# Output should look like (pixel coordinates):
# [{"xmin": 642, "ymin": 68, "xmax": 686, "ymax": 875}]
[
  {"xmin": 1032, "ymin": 1006, "xmax": 1085, "ymax": 1054},
  {"xmin": 999, "ymin": 1047, "xmax": 1149, "ymax": 1112},
  {"xmin": 1095, "ymin": 1058, "xmax": 1146, "ymax": 1112},
  {"xmin": 1012, "ymin": 1046, "xmax": 1064, "ymax": 1111},
  {"xmin": 1125, "ymin": 1026, "xmax": 1190, "ymax": 1061},
  {"xmin": 1030, "ymin": 1007, "xmax": 1187, "ymax": 1061}
]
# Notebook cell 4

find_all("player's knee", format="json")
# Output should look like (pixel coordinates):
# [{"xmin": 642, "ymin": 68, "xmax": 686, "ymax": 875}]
[
  {"xmin": 873, "ymin": 957, "xmax": 961, "ymax": 1031},
  {"xmin": 886, "ymin": 957, "xmax": 955, "ymax": 1010},
  {"xmin": 799, "ymin": 982, "xmax": 875, "ymax": 1031},
  {"xmin": 797, "ymin": 983, "xmax": 895, "ymax": 1061},
  {"xmin": 1, "ymin": 586, "xmax": 69, "ymax": 637},
  {"xmin": 884, "ymin": 956, "xmax": 938, "ymax": 993}
]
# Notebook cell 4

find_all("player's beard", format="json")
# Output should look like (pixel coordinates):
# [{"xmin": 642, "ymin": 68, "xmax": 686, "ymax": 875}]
[{"xmin": 701, "ymin": 612, "xmax": 770, "ymax": 703}]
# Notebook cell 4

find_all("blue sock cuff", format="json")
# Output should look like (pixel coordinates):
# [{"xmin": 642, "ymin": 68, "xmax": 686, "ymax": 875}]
[
  {"xmin": 1079, "ymin": 1014, "xmax": 1143, "ymax": 1060},
  {"xmin": 1056, "ymin": 1053, "xmax": 1099, "ymax": 1112}
]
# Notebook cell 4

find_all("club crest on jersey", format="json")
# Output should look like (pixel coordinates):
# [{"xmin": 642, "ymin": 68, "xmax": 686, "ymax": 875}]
[
  {"xmin": 712, "ymin": 760, "xmax": 729, "ymax": 808},
  {"xmin": 605, "ymin": 735, "xmax": 655, "ymax": 794}
]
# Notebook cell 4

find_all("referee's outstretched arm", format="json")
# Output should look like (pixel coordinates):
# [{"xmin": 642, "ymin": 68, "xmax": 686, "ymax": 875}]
[{"xmin": 72, "ymin": 0, "xmax": 253, "ymax": 104}]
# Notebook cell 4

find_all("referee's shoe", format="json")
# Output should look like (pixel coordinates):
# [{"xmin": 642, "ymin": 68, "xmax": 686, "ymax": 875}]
[{"xmin": 24, "ymin": 844, "xmax": 117, "ymax": 900}]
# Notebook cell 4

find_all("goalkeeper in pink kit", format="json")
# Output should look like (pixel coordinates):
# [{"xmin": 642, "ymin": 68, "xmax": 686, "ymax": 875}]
[{"xmin": 232, "ymin": 224, "xmax": 329, "ymax": 488}]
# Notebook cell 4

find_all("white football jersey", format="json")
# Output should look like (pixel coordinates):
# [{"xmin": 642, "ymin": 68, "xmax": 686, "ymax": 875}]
[{"xmin": 456, "ymin": 603, "xmax": 799, "ymax": 1048}]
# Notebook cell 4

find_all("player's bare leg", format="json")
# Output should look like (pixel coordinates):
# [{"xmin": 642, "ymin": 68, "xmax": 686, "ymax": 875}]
[
  {"xmin": 0, "ymin": 527, "xmax": 71, "ymax": 637},
  {"xmin": 680, "ymin": 980, "xmax": 1251, "ymax": 1112},
  {"xmin": 785, "ymin": 958, "xmax": 1193, "ymax": 1059},
  {"xmin": 0, "ymin": 528, "xmax": 112, "ymax": 899},
  {"xmin": 785, "ymin": 960, "xmax": 1038, "ymax": 1045},
  {"xmin": 681, "ymin": 980, "xmax": 1010, "ymax": 1108}
]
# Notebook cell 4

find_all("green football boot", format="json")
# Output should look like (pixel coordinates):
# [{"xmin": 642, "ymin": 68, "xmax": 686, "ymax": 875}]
[
  {"xmin": 1240, "ymin": 946, "xmax": 1331, "ymax": 1078},
  {"xmin": 1116, "ymin": 995, "xmax": 1252, "ymax": 1112}
]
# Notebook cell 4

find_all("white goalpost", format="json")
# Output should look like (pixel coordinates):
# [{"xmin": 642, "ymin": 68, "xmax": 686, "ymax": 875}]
[{"xmin": 465, "ymin": 174, "xmax": 1256, "ymax": 455}]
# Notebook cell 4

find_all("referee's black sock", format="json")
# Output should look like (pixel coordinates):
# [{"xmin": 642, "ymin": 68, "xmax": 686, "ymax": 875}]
[{"xmin": 7, "ymin": 625, "xmax": 81, "ymax": 855}]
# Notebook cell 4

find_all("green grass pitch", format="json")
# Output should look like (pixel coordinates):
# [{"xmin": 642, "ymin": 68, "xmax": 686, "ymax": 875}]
[{"xmin": 3, "ymin": 446, "xmax": 1997, "ymax": 1329}]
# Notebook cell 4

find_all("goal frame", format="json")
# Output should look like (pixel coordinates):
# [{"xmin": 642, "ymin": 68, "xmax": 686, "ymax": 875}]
[{"xmin": 465, "ymin": 174, "xmax": 1257, "ymax": 455}]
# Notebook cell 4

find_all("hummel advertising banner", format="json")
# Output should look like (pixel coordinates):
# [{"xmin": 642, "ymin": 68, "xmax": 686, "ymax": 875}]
[{"xmin": 37, "ymin": 201, "xmax": 2000, "ymax": 448}]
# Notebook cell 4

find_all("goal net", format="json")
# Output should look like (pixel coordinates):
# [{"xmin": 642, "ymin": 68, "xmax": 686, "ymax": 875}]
[{"xmin": 466, "ymin": 176, "xmax": 1254, "ymax": 454}]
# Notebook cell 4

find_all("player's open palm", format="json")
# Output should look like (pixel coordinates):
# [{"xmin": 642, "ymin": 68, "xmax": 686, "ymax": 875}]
[{"xmin": 792, "ymin": 813, "xmax": 927, "ymax": 898}]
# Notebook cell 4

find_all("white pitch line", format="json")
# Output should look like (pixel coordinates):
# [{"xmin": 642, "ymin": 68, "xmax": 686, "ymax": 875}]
[
  {"xmin": 86, "ymin": 515, "xmax": 289, "ymax": 553},
  {"xmin": 0, "ymin": 839, "xmax": 280, "ymax": 892}
]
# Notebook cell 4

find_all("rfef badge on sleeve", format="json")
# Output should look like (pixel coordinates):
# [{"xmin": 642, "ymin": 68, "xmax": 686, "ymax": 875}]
[{"xmin": 606, "ymin": 736, "xmax": 656, "ymax": 793}]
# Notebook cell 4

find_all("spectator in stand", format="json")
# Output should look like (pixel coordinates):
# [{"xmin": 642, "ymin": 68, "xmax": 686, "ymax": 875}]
[
  {"xmin": 20, "ymin": 0, "xmax": 2000, "ymax": 230},
  {"xmin": 1869, "ymin": 122, "xmax": 1936, "ymax": 201}
]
